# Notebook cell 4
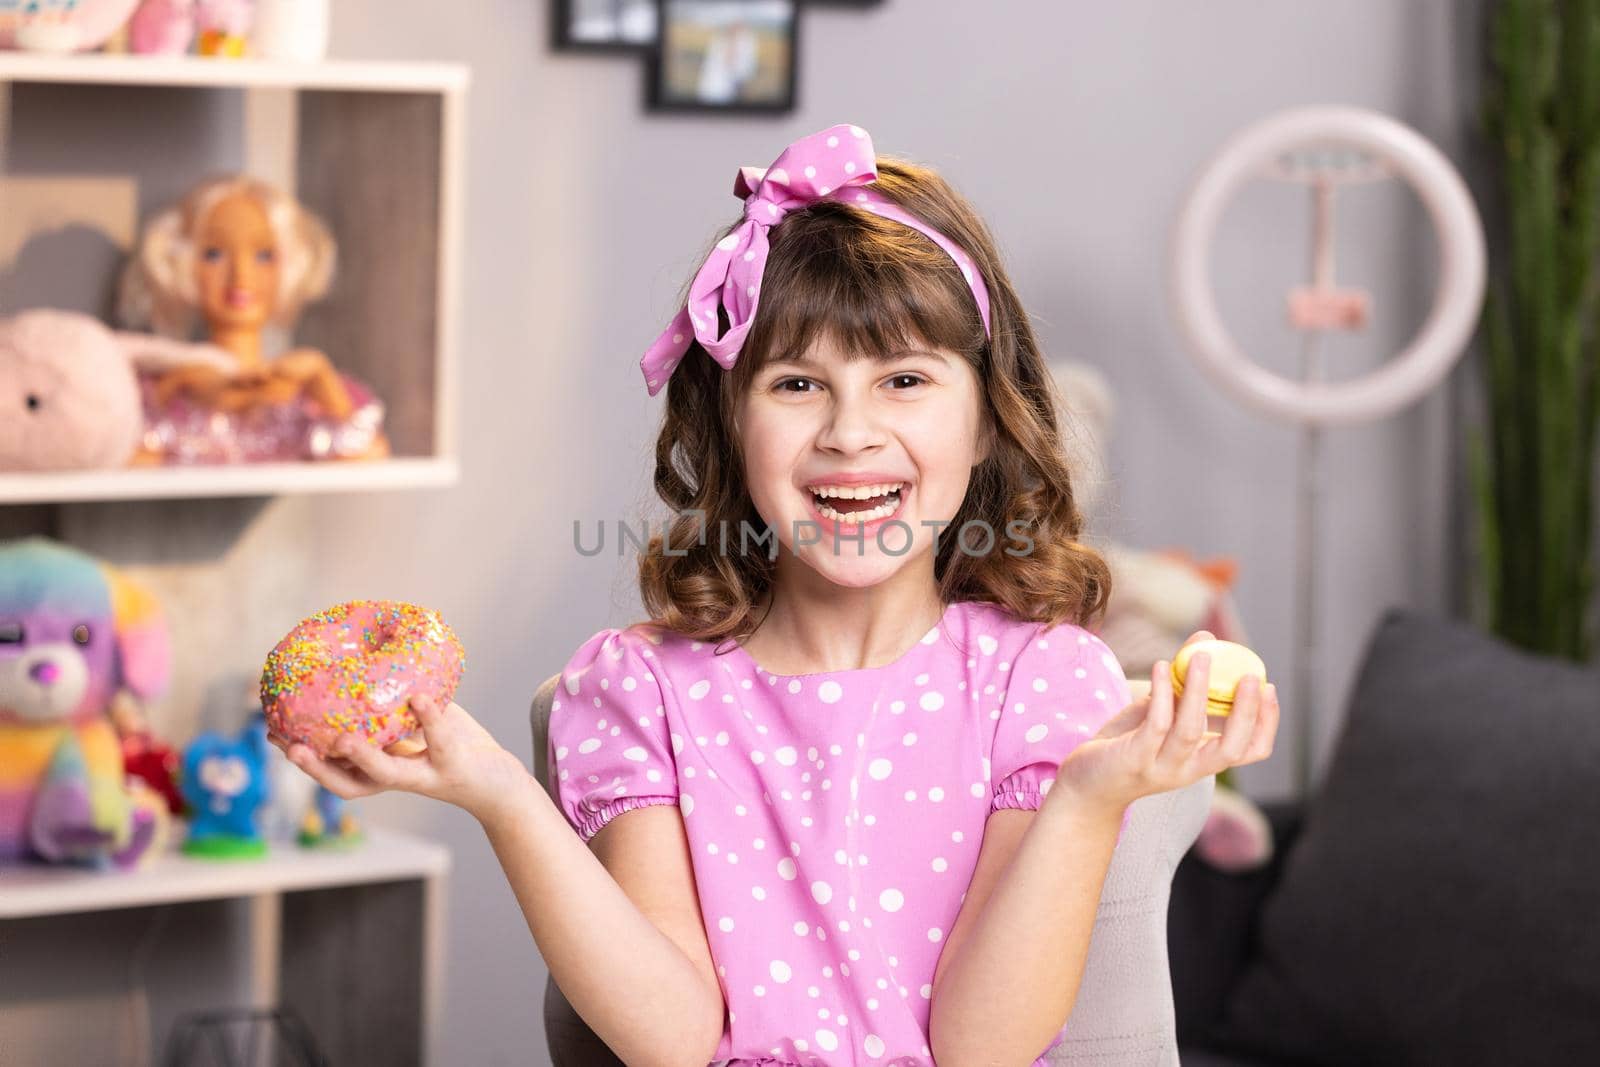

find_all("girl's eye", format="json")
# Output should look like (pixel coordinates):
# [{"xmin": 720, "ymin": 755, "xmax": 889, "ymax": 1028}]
[
  {"xmin": 201, "ymin": 247, "xmax": 223, "ymax": 263},
  {"xmin": 887, "ymin": 373, "xmax": 927, "ymax": 390},
  {"xmin": 256, "ymin": 248, "xmax": 276, "ymax": 264},
  {"xmin": 774, "ymin": 377, "xmax": 816, "ymax": 394}
]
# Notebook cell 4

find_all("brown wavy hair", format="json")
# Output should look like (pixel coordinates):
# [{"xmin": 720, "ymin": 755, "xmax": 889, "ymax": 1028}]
[{"xmin": 636, "ymin": 155, "xmax": 1111, "ymax": 643}]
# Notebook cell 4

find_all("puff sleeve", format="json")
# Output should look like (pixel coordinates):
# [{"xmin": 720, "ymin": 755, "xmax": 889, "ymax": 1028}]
[
  {"xmin": 548, "ymin": 626, "xmax": 678, "ymax": 842},
  {"xmin": 990, "ymin": 623, "xmax": 1131, "ymax": 815}
]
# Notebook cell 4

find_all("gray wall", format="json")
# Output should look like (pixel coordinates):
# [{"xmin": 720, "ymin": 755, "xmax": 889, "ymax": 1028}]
[{"xmin": 314, "ymin": 2, "xmax": 1480, "ymax": 1062}]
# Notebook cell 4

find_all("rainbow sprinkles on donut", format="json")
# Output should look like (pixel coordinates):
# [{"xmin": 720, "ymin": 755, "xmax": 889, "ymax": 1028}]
[{"xmin": 261, "ymin": 600, "xmax": 466, "ymax": 757}]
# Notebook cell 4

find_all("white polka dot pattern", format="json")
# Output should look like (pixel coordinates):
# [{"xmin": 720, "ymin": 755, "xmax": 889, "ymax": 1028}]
[
  {"xmin": 989, "ymin": 625, "xmax": 1131, "ymax": 816},
  {"xmin": 547, "ymin": 627, "xmax": 678, "ymax": 842},
  {"xmin": 546, "ymin": 603, "xmax": 1130, "ymax": 1064}
]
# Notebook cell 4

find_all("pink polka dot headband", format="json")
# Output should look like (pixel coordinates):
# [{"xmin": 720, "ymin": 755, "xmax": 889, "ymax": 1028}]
[{"xmin": 639, "ymin": 123, "xmax": 993, "ymax": 396}]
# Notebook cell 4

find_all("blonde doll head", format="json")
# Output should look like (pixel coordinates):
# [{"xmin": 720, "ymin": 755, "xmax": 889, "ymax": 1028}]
[
  {"xmin": 638, "ymin": 156, "xmax": 1113, "ymax": 642},
  {"xmin": 118, "ymin": 175, "xmax": 336, "ymax": 339}
]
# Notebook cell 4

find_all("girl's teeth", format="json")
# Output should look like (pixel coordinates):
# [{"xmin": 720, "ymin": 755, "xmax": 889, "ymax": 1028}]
[
  {"xmin": 813, "ymin": 489, "xmax": 902, "ymax": 523},
  {"xmin": 810, "ymin": 482, "xmax": 904, "ymax": 499}
]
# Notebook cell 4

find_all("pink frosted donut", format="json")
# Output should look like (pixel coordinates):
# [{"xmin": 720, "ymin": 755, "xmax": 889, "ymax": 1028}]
[{"xmin": 260, "ymin": 600, "xmax": 465, "ymax": 757}]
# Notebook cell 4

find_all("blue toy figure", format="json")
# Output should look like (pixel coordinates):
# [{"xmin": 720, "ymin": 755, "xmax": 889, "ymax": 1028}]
[
  {"xmin": 297, "ymin": 784, "xmax": 363, "ymax": 849},
  {"xmin": 180, "ymin": 712, "xmax": 269, "ymax": 859}
]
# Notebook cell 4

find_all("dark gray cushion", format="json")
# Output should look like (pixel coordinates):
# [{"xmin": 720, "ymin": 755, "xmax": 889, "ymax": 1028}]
[
  {"xmin": 1208, "ymin": 609, "xmax": 1600, "ymax": 1066},
  {"xmin": 1177, "ymin": 1049, "xmax": 1305, "ymax": 1067}
]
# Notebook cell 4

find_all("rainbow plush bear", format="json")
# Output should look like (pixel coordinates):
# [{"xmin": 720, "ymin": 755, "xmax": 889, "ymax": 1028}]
[{"xmin": 0, "ymin": 537, "xmax": 171, "ymax": 868}]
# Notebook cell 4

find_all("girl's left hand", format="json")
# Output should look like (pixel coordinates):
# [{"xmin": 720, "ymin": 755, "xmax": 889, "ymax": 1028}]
[
  {"xmin": 265, "ymin": 695, "xmax": 534, "ymax": 828},
  {"xmin": 1053, "ymin": 630, "xmax": 1278, "ymax": 815}
]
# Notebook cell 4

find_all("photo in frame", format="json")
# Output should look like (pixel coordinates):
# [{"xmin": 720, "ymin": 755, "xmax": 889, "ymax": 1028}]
[
  {"xmin": 648, "ymin": 0, "xmax": 799, "ymax": 114},
  {"xmin": 554, "ymin": 0, "xmax": 659, "ymax": 51}
]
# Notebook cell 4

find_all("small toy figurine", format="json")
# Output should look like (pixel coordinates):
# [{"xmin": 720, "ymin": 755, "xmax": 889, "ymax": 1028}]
[
  {"xmin": 195, "ymin": 0, "xmax": 251, "ymax": 56},
  {"xmin": 297, "ymin": 785, "xmax": 362, "ymax": 849},
  {"xmin": 180, "ymin": 713, "xmax": 269, "ymax": 859},
  {"xmin": 109, "ymin": 689, "xmax": 185, "ymax": 815}
]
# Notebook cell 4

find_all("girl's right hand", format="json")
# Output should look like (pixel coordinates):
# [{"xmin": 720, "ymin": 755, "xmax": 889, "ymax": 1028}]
[
  {"xmin": 1051, "ymin": 630, "xmax": 1277, "ymax": 816},
  {"xmin": 267, "ymin": 695, "xmax": 536, "ymax": 827}
]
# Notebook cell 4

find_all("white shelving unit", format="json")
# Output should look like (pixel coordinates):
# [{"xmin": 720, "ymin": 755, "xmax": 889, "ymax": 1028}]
[
  {"xmin": 0, "ymin": 54, "xmax": 469, "ymax": 502},
  {"xmin": 0, "ymin": 53, "xmax": 470, "ymax": 1067},
  {"xmin": 0, "ymin": 827, "xmax": 450, "ymax": 1066},
  {"xmin": 0, "ymin": 52, "xmax": 470, "ymax": 91},
  {"xmin": 0, "ymin": 825, "xmax": 449, "ymax": 919},
  {"xmin": 0, "ymin": 455, "xmax": 458, "ymax": 504}
]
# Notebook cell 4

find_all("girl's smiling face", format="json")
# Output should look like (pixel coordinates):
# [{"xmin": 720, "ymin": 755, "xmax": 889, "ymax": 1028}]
[{"xmin": 735, "ymin": 335, "xmax": 991, "ymax": 588}]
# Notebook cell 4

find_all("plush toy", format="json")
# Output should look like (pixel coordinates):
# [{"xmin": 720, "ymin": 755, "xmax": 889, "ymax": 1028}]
[
  {"xmin": 0, "ymin": 309, "xmax": 144, "ymax": 472},
  {"xmin": 128, "ymin": 0, "xmax": 197, "ymax": 54},
  {"xmin": 0, "ymin": 537, "xmax": 172, "ymax": 869},
  {"xmin": 1053, "ymin": 359, "xmax": 1274, "ymax": 872},
  {"xmin": 0, "ymin": 308, "xmax": 245, "ymax": 473},
  {"xmin": 1097, "ymin": 544, "xmax": 1251, "ymax": 687},
  {"xmin": 0, "ymin": 0, "xmax": 140, "ymax": 52},
  {"xmin": 180, "ymin": 712, "xmax": 269, "ymax": 858}
]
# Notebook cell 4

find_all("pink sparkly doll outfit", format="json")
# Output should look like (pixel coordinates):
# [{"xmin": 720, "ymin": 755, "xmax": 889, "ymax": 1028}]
[
  {"xmin": 134, "ymin": 368, "xmax": 384, "ymax": 463},
  {"xmin": 549, "ymin": 600, "xmax": 1132, "ymax": 1066},
  {"xmin": 128, "ymin": 343, "xmax": 384, "ymax": 464}
]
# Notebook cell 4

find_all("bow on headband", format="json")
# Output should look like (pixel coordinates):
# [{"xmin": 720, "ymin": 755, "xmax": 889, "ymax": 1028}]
[{"xmin": 639, "ymin": 123, "xmax": 992, "ymax": 396}]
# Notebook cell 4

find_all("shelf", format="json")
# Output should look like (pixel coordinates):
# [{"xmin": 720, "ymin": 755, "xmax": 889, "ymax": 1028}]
[
  {"xmin": 0, "ymin": 56, "xmax": 467, "ymax": 501},
  {"xmin": 1, "ymin": 825, "xmax": 450, "ymax": 1064},
  {"xmin": 0, "ymin": 53, "xmax": 469, "ymax": 93},
  {"xmin": 0, "ymin": 825, "xmax": 450, "ymax": 919},
  {"xmin": 0, "ymin": 457, "xmax": 459, "ymax": 504}
]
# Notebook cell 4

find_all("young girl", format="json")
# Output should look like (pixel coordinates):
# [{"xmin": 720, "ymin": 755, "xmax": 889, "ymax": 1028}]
[{"xmin": 276, "ymin": 123, "xmax": 1277, "ymax": 1067}]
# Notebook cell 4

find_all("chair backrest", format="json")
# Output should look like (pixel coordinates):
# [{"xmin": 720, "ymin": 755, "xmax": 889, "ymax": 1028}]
[
  {"xmin": 530, "ymin": 673, "xmax": 562, "ymax": 808},
  {"xmin": 530, "ymin": 673, "xmax": 1208, "ymax": 1066},
  {"xmin": 531, "ymin": 674, "xmax": 628, "ymax": 1066}
]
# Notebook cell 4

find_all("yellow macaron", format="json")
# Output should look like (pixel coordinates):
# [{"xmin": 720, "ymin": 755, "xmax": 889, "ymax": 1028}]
[{"xmin": 1170, "ymin": 639, "xmax": 1268, "ymax": 717}]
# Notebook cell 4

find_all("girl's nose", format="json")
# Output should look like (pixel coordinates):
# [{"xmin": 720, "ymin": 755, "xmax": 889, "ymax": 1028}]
[
  {"xmin": 817, "ymin": 391, "xmax": 887, "ymax": 452},
  {"xmin": 30, "ymin": 660, "xmax": 60, "ymax": 685}
]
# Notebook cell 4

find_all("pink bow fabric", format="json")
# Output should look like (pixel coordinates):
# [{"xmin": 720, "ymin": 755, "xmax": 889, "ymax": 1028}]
[{"xmin": 639, "ymin": 123, "xmax": 992, "ymax": 396}]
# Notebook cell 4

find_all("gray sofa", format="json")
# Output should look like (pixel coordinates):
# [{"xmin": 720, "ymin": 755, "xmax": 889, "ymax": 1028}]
[{"xmin": 1167, "ymin": 609, "xmax": 1600, "ymax": 1067}]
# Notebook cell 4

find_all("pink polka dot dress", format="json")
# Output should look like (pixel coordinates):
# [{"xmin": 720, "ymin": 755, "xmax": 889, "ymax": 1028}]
[{"xmin": 548, "ymin": 599, "xmax": 1132, "ymax": 1066}]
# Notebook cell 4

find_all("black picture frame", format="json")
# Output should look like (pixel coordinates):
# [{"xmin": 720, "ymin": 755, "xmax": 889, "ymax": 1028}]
[
  {"xmin": 647, "ymin": 0, "xmax": 800, "ymax": 115},
  {"xmin": 553, "ymin": 0, "xmax": 659, "ymax": 53}
]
